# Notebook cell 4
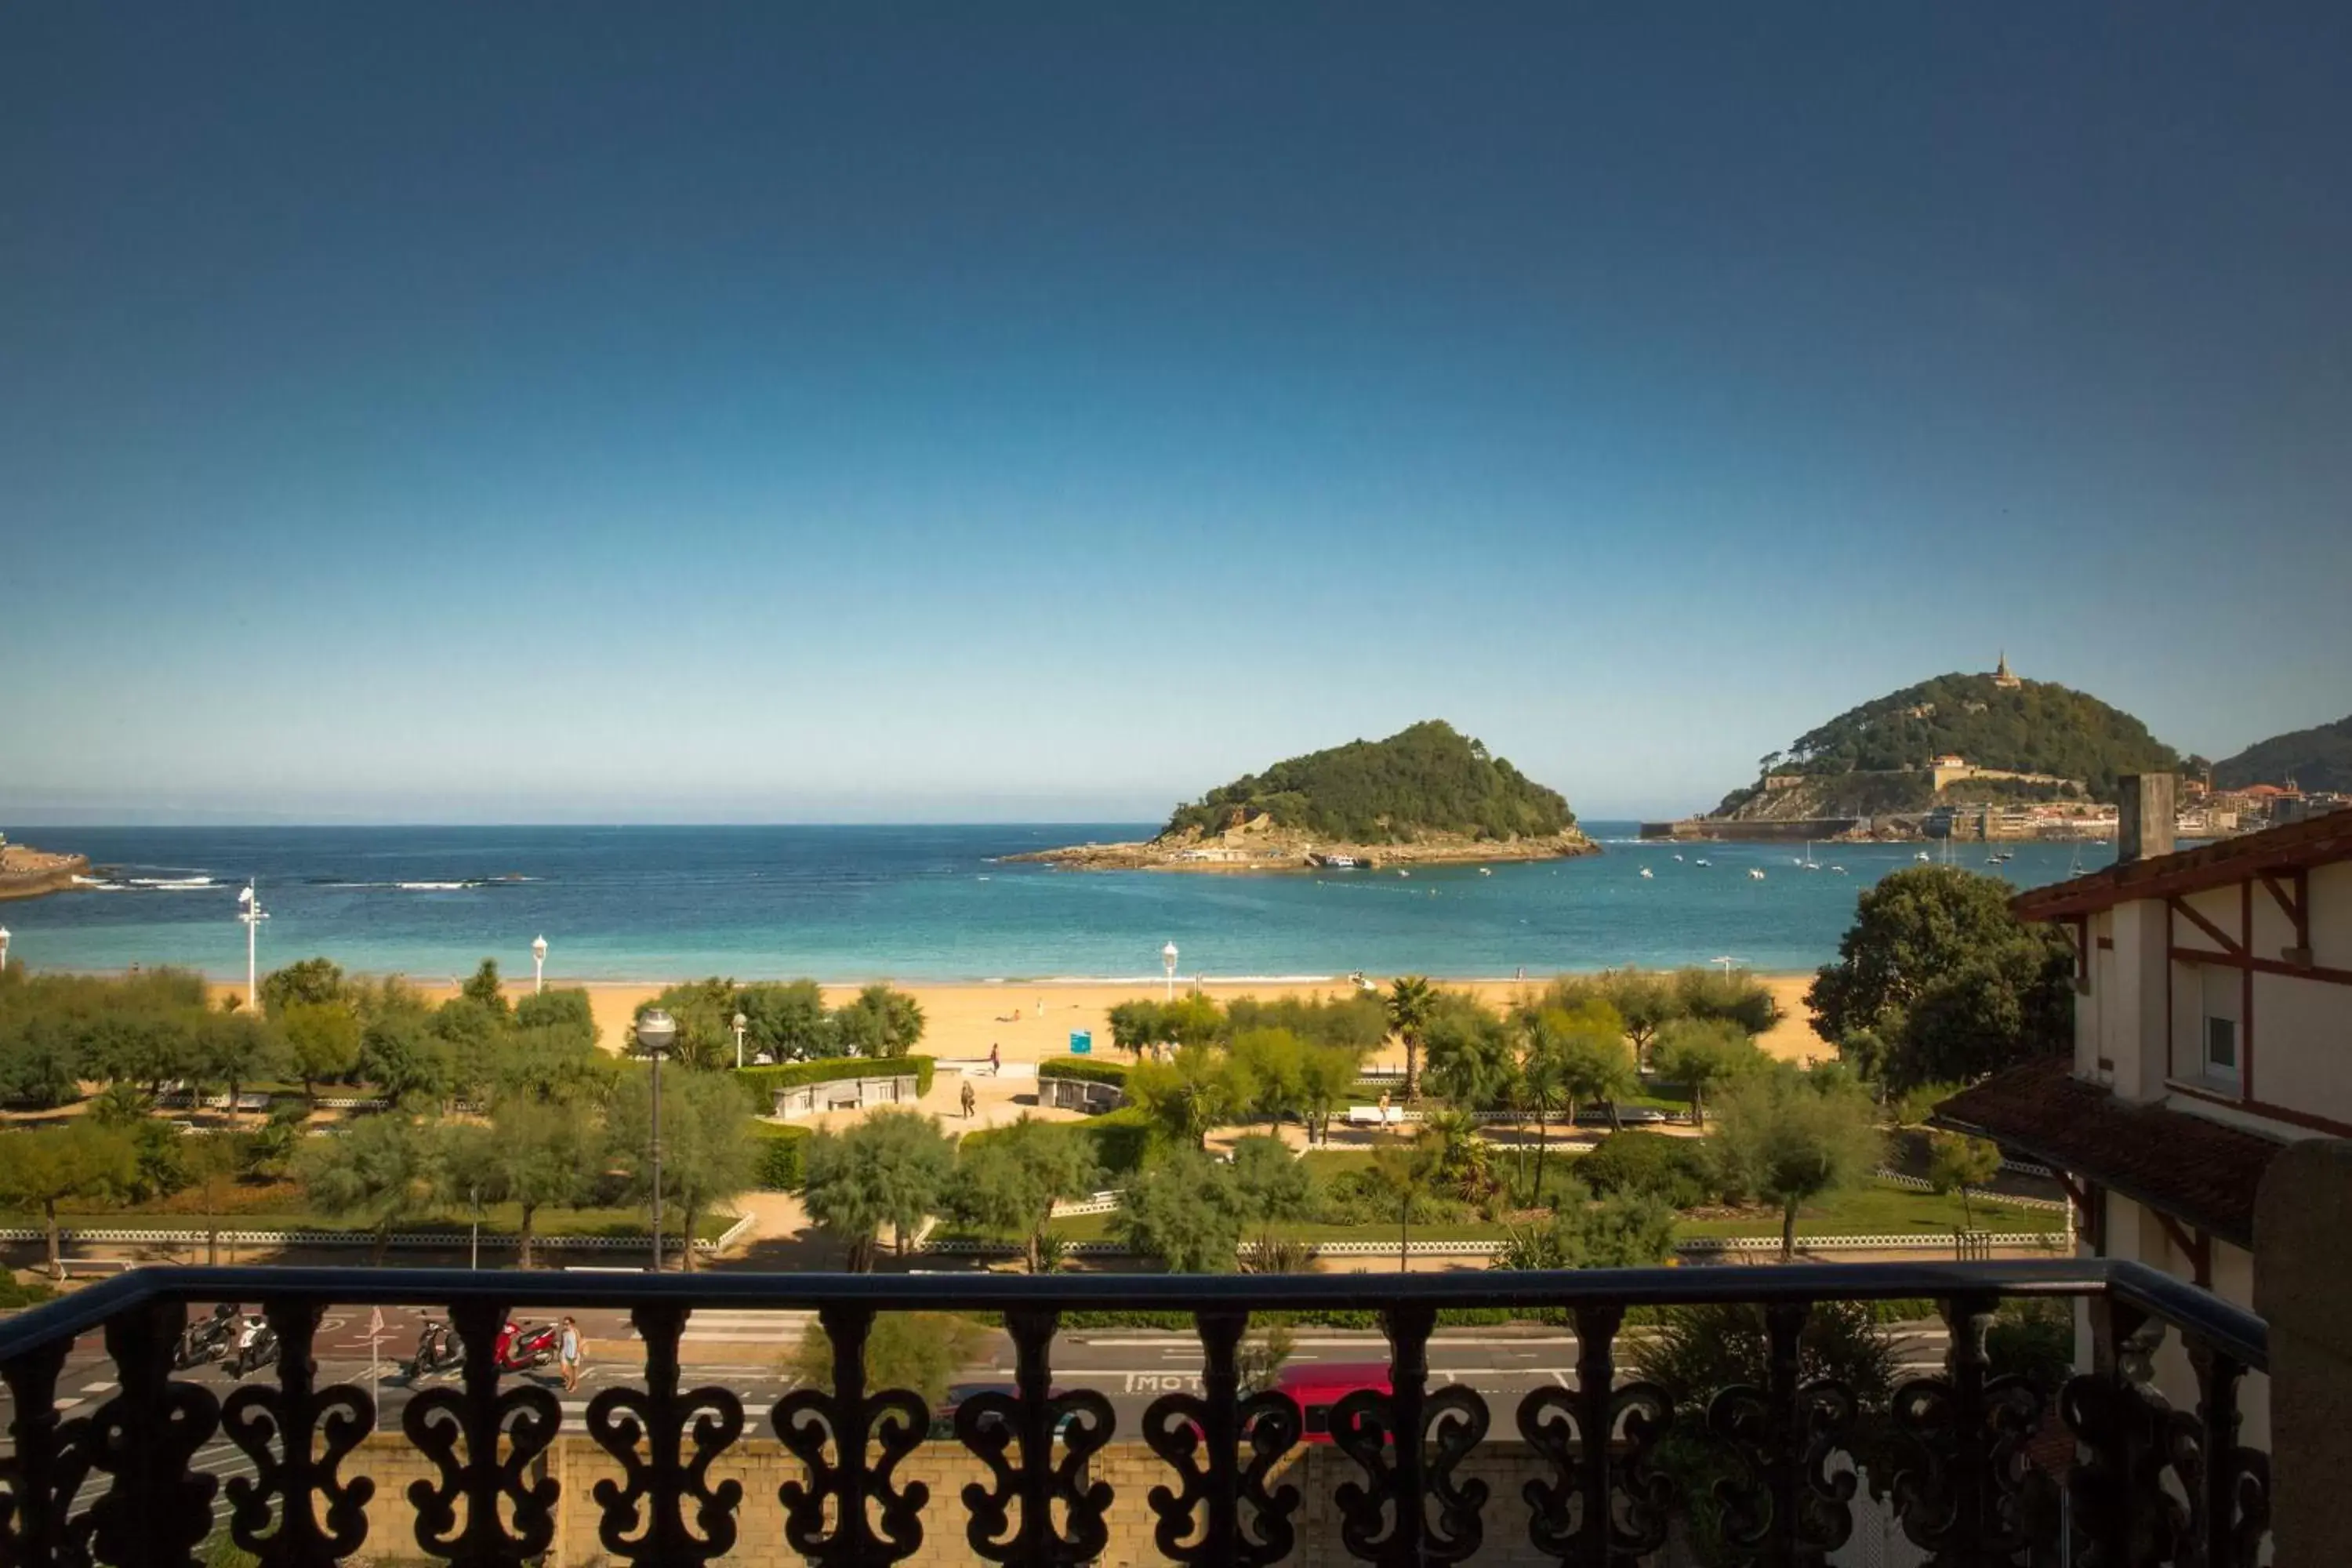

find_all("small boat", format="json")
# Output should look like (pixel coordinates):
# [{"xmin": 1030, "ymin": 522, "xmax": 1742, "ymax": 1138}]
[
  {"xmin": 1673, "ymin": 852, "xmax": 1685, "ymax": 862},
  {"xmin": 1318, "ymin": 855, "xmax": 1364, "ymax": 869},
  {"xmin": 1478, "ymin": 867, "xmax": 1493, "ymax": 877},
  {"xmin": 1915, "ymin": 851, "xmax": 1933, "ymax": 862},
  {"xmin": 1693, "ymin": 857, "xmax": 1711, "ymax": 867},
  {"xmin": 1639, "ymin": 866, "xmax": 1653, "ymax": 879},
  {"xmin": 1830, "ymin": 865, "xmax": 1847, "ymax": 874},
  {"xmin": 1396, "ymin": 869, "xmax": 1410, "ymax": 878},
  {"xmin": 1748, "ymin": 868, "xmax": 1766, "ymax": 880}
]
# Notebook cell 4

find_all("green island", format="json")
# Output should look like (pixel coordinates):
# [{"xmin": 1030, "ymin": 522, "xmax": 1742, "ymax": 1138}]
[
  {"xmin": 1011, "ymin": 719, "xmax": 1595, "ymax": 870},
  {"xmin": 2215, "ymin": 711, "xmax": 2352, "ymax": 794}
]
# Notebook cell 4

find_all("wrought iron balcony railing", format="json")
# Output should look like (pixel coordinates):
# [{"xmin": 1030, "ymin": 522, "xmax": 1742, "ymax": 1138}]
[{"xmin": 0, "ymin": 1258, "xmax": 2268, "ymax": 1566}]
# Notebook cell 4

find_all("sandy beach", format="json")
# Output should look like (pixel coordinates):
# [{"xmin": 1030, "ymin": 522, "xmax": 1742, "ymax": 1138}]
[{"xmin": 287, "ymin": 973, "xmax": 1831, "ymax": 1069}]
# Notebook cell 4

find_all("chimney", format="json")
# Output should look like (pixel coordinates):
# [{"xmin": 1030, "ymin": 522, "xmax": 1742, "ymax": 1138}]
[{"xmin": 2117, "ymin": 773, "xmax": 2176, "ymax": 864}]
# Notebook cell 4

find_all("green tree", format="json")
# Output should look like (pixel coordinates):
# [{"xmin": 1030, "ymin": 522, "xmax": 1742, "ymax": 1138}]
[
  {"xmin": 1294, "ymin": 1040, "xmax": 1365, "ymax": 1147},
  {"xmin": 1553, "ymin": 1007, "xmax": 1636, "ymax": 1132},
  {"xmin": 633, "ymin": 979, "xmax": 739, "ymax": 1070},
  {"xmin": 735, "ymin": 981, "xmax": 830, "ymax": 1060},
  {"xmin": 1127, "ymin": 1046, "xmax": 1254, "ymax": 1150},
  {"xmin": 1711, "ymin": 1068, "xmax": 1886, "ymax": 1261},
  {"xmin": 495, "ymin": 1025, "xmax": 618, "ymax": 1107},
  {"xmin": 608, "ymin": 1066, "xmax": 756, "ymax": 1272},
  {"xmin": 1651, "ymin": 1017, "xmax": 1763, "ymax": 1128},
  {"xmin": 1228, "ymin": 1028, "xmax": 1306, "ymax": 1130},
  {"xmin": 1385, "ymin": 975, "xmax": 1436, "ymax": 1102},
  {"xmin": 245, "ymin": 1099, "xmax": 308, "ymax": 1178},
  {"xmin": 459, "ymin": 959, "xmax": 510, "ymax": 1018},
  {"xmin": 1514, "ymin": 1017, "xmax": 1572, "ymax": 1203},
  {"xmin": 1927, "ymin": 1132, "xmax": 2005, "ymax": 1230},
  {"xmin": 279, "ymin": 1000, "xmax": 361, "ymax": 1105},
  {"xmin": 481, "ymin": 1099, "xmax": 601, "ymax": 1268},
  {"xmin": 1632, "ymin": 1298, "xmax": 1896, "ymax": 1420},
  {"xmin": 198, "ymin": 1012, "xmax": 285, "ymax": 1125},
  {"xmin": 1594, "ymin": 971, "xmax": 1679, "ymax": 1066},
  {"xmin": 297, "ymin": 1112, "xmax": 437, "ymax": 1265},
  {"xmin": 1229, "ymin": 1134, "xmax": 1314, "ymax": 1225},
  {"xmin": 0, "ymin": 1124, "xmax": 136, "ymax": 1279},
  {"xmin": 512, "ymin": 987, "xmax": 599, "ymax": 1047},
  {"xmin": 831, "ymin": 984, "xmax": 926, "ymax": 1059},
  {"xmin": 1106, "ymin": 1000, "xmax": 1167, "ymax": 1058},
  {"xmin": 801, "ymin": 1109, "xmax": 958, "ymax": 1270},
  {"xmin": 358, "ymin": 1011, "xmax": 451, "ymax": 1105},
  {"xmin": 946, "ymin": 1115, "xmax": 1098, "ymax": 1274},
  {"xmin": 1364, "ymin": 1136, "xmax": 1441, "ymax": 1270},
  {"xmin": 85, "ymin": 1080, "xmax": 154, "ymax": 1129},
  {"xmin": 789, "ymin": 1312, "xmax": 988, "ymax": 1405},
  {"xmin": 1117, "ymin": 1147, "xmax": 1248, "ymax": 1272},
  {"xmin": 260, "ymin": 957, "xmax": 347, "ymax": 1016},
  {"xmin": 1807, "ymin": 867, "xmax": 2074, "ymax": 1090},
  {"xmin": 185, "ymin": 1133, "xmax": 245, "ymax": 1265},
  {"xmin": 1418, "ymin": 1107, "xmax": 1497, "ymax": 1203},
  {"xmin": 1671, "ymin": 966, "xmax": 1783, "ymax": 1036},
  {"xmin": 431, "ymin": 996, "xmax": 507, "ymax": 1109},
  {"xmin": 1423, "ymin": 1006, "xmax": 1516, "ymax": 1111},
  {"xmin": 1493, "ymin": 1181, "xmax": 1678, "ymax": 1269}
]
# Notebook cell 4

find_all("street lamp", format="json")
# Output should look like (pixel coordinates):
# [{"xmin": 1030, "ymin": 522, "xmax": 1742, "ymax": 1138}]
[
  {"xmin": 237, "ymin": 885, "xmax": 268, "ymax": 1011},
  {"xmin": 636, "ymin": 1008, "xmax": 677, "ymax": 1272},
  {"xmin": 532, "ymin": 935, "xmax": 548, "ymax": 995},
  {"xmin": 1711, "ymin": 955, "xmax": 1736, "ymax": 977},
  {"xmin": 1162, "ymin": 941, "xmax": 1179, "ymax": 1001},
  {"xmin": 0, "ymin": 926, "xmax": 10, "ymax": 974},
  {"xmin": 732, "ymin": 1011, "xmax": 748, "ymax": 1070}
]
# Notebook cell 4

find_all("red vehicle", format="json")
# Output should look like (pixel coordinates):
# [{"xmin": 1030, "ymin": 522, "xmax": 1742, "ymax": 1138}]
[
  {"xmin": 1273, "ymin": 1361, "xmax": 1392, "ymax": 1445},
  {"xmin": 493, "ymin": 1319, "xmax": 561, "ymax": 1374}
]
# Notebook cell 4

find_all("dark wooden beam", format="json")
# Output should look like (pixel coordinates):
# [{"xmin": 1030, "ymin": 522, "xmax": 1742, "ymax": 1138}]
[
  {"xmin": 2169, "ymin": 947, "xmax": 2352, "ymax": 986},
  {"xmin": 2153, "ymin": 1209, "xmax": 2213, "ymax": 1287},
  {"xmin": 2170, "ymin": 893, "xmax": 2245, "ymax": 957}
]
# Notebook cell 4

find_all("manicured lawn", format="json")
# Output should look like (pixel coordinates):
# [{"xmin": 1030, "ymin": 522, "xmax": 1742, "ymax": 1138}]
[{"xmin": 1675, "ymin": 1181, "xmax": 2063, "ymax": 1239}]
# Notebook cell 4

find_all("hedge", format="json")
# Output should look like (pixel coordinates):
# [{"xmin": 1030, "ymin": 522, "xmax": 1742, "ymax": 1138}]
[
  {"xmin": 1037, "ymin": 1058, "xmax": 1129, "ymax": 1087},
  {"xmin": 957, "ymin": 1104, "xmax": 1153, "ymax": 1178},
  {"xmin": 736, "ymin": 1055, "xmax": 936, "ymax": 1109},
  {"xmin": 750, "ymin": 1123, "xmax": 813, "ymax": 1191}
]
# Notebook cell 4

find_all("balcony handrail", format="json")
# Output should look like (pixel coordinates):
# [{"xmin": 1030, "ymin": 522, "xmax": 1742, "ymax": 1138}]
[{"xmin": 0, "ymin": 1255, "xmax": 2263, "ymax": 1369}]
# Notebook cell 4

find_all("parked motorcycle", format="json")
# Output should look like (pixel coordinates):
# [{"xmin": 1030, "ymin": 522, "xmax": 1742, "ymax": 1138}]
[
  {"xmin": 172, "ymin": 1303, "xmax": 241, "ymax": 1371},
  {"xmin": 495, "ymin": 1320, "xmax": 561, "ymax": 1373},
  {"xmin": 402, "ymin": 1318, "xmax": 464, "ymax": 1381},
  {"xmin": 227, "ymin": 1313, "xmax": 279, "ymax": 1379}
]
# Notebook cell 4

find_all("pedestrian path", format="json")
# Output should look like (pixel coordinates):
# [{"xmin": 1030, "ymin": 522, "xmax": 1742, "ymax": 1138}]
[{"xmin": 622, "ymin": 1308, "xmax": 815, "ymax": 1345}]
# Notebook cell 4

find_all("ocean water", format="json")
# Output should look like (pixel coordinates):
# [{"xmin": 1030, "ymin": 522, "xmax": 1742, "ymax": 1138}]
[{"xmin": 0, "ymin": 823, "xmax": 2114, "ymax": 983}]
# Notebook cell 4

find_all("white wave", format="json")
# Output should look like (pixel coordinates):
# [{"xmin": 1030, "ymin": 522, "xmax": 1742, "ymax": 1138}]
[
  {"xmin": 395, "ymin": 880, "xmax": 479, "ymax": 891},
  {"xmin": 126, "ymin": 877, "xmax": 217, "ymax": 889}
]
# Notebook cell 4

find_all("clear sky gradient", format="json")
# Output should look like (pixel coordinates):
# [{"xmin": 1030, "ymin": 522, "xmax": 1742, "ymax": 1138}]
[{"xmin": 4, "ymin": 6, "xmax": 2347, "ymax": 825}]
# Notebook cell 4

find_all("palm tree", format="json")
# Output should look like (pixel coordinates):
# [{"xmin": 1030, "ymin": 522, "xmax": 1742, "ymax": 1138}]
[
  {"xmin": 1385, "ymin": 975, "xmax": 1436, "ymax": 1102},
  {"xmin": 1515, "ymin": 1022, "xmax": 1570, "ymax": 1204}
]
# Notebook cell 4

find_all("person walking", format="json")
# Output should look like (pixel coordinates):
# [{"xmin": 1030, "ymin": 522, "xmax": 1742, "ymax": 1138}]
[
  {"xmin": 960, "ymin": 1080, "xmax": 977, "ymax": 1119},
  {"xmin": 559, "ymin": 1316, "xmax": 585, "ymax": 1392},
  {"xmin": 989, "ymin": 1043, "xmax": 1001, "ymax": 1076}
]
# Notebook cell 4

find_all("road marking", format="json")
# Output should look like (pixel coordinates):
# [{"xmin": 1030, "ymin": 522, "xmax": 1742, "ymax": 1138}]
[
  {"xmin": 1552, "ymin": 1371, "xmax": 1570, "ymax": 1388},
  {"xmin": 80, "ymin": 1382, "xmax": 117, "ymax": 1394},
  {"xmin": 53, "ymin": 1399, "xmax": 83, "ymax": 1411}
]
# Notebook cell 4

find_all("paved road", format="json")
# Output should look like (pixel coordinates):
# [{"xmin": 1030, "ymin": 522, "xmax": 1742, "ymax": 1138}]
[{"xmin": 8, "ymin": 1307, "xmax": 1957, "ymax": 1530}]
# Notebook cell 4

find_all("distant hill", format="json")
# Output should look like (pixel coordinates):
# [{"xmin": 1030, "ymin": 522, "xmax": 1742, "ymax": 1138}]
[
  {"xmin": 2214, "ymin": 714, "xmax": 2352, "ymax": 794},
  {"xmin": 1164, "ymin": 720, "xmax": 1576, "ymax": 844},
  {"xmin": 1715, "ymin": 662, "xmax": 2180, "ymax": 818}
]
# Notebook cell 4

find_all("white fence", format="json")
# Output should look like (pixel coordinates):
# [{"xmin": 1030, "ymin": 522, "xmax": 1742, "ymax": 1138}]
[
  {"xmin": 1871, "ymin": 1168, "xmax": 2073, "ymax": 1213},
  {"xmin": 916, "ymin": 1229, "xmax": 2068, "ymax": 1262},
  {"xmin": 1, "ymin": 1211, "xmax": 757, "ymax": 1257}
]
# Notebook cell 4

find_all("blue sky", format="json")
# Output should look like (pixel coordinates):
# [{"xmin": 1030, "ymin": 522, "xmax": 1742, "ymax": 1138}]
[{"xmin": 4, "ymin": 5, "xmax": 2347, "ymax": 825}]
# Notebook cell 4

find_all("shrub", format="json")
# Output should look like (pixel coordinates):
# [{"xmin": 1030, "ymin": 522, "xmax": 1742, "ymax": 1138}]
[
  {"xmin": 751, "ymin": 1124, "xmax": 813, "ymax": 1191},
  {"xmin": 1036, "ymin": 1058, "xmax": 1129, "ymax": 1087},
  {"xmin": 735, "ymin": 1055, "xmax": 936, "ymax": 1110},
  {"xmin": 1075, "ymin": 1105, "xmax": 1152, "ymax": 1176},
  {"xmin": 1577, "ymin": 1130, "xmax": 1711, "ymax": 1208}
]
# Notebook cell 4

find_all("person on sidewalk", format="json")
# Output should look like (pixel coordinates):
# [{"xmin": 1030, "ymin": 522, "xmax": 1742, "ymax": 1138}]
[{"xmin": 559, "ymin": 1316, "xmax": 586, "ymax": 1392}]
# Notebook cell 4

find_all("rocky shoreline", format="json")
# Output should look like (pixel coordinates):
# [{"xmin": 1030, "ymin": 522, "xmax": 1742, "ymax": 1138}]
[
  {"xmin": 1004, "ymin": 826, "xmax": 1601, "ymax": 873},
  {"xmin": 0, "ymin": 843, "xmax": 89, "ymax": 902}
]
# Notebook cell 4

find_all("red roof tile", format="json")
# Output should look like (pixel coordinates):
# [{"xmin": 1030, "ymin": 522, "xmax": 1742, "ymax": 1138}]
[
  {"xmin": 1931, "ymin": 1058, "xmax": 2285, "ymax": 1248},
  {"xmin": 2011, "ymin": 804, "xmax": 2352, "ymax": 920}
]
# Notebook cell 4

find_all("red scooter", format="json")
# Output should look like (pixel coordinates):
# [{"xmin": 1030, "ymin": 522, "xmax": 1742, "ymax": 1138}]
[{"xmin": 493, "ymin": 1319, "xmax": 562, "ymax": 1373}]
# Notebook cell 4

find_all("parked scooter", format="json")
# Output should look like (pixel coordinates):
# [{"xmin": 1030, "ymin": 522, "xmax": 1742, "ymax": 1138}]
[
  {"xmin": 494, "ymin": 1319, "xmax": 562, "ymax": 1373},
  {"xmin": 227, "ymin": 1312, "xmax": 280, "ymax": 1379},
  {"xmin": 172, "ymin": 1303, "xmax": 241, "ymax": 1370},
  {"xmin": 403, "ymin": 1318, "xmax": 464, "ymax": 1381}
]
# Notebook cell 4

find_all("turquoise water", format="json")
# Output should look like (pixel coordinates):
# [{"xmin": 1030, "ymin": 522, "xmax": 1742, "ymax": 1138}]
[{"xmin": 0, "ymin": 823, "xmax": 2111, "ymax": 982}]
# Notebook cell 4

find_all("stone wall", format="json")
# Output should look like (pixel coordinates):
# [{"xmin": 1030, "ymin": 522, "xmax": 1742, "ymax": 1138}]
[{"xmin": 343, "ymin": 1435, "xmax": 1576, "ymax": 1566}]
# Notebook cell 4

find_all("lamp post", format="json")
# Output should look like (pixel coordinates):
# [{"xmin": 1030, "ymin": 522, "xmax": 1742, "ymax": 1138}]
[
  {"xmin": 0, "ymin": 926, "xmax": 9, "ymax": 974},
  {"xmin": 637, "ymin": 1008, "xmax": 676, "ymax": 1272},
  {"xmin": 1711, "ymin": 955, "xmax": 1736, "ymax": 977},
  {"xmin": 532, "ymin": 935, "xmax": 548, "ymax": 995},
  {"xmin": 1162, "ymin": 941, "xmax": 1178, "ymax": 1001},
  {"xmin": 732, "ymin": 1011, "xmax": 748, "ymax": 1070},
  {"xmin": 238, "ymin": 885, "xmax": 268, "ymax": 1011}
]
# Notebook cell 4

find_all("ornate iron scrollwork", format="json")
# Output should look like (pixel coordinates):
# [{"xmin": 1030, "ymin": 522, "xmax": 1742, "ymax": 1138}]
[
  {"xmin": 1518, "ymin": 1304, "xmax": 1675, "ymax": 1566},
  {"xmin": 1330, "ymin": 1302, "xmax": 1490, "ymax": 1565},
  {"xmin": 2064, "ymin": 1300, "xmax": 2185, "ymax": 1568},
  {"xmin": 1141, "ymin": 1310, "xmax": 1301, "ymax": 1566},
  {"xmin": 771, "ymin": 1302, "xmax": 929, "ymax": 1566},
  {"xmin": 1708, "ymin": 1301, "xmax": 1857, "ymax": 1566},
  {"xmin": 1890, "ymin": 1294, "xmax": 2045, "ymax": 1564},
  {"xmin": 587, "ymin": 1302, "xmax": 743, "ymax": 1568},
  {"xmin": 220, "ymin": 1298, "xmax": 376, "ymax": 1568},
  {"xmin": 81, "ymin": 1297, "xmax": 220, "ymax": 1568},
  {"xmin": 956, "ymin": 1305, "xmax": 1116, "ymax": 1566},
  {"xmin": 401, "ymin": 1297, "xmax": 562, "ymax": 1568},
  {"xmin": 0, "ymin": 1338, "xmax": 89, "ymax": 1568},
  {"xmin": 2176, "ymin": 1341, "xmax": 2270, "ymax": 1568}
]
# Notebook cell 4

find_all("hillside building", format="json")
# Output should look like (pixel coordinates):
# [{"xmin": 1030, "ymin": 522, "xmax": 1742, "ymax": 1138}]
[{"xmin": 1991, "ymin": 649, "xmax": 2022, "ymax": 689}]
